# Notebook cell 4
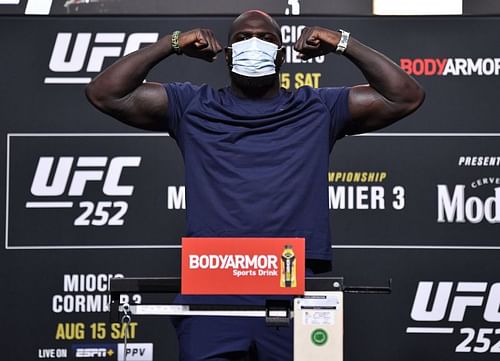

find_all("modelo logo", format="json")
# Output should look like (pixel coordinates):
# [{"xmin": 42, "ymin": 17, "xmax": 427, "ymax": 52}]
[
  {"xmin": 45, "ymin": 32, "xmax": 159, "ymax": 84},
  {"xmin": 27, "ymin": 156, "xmax": 141, "ymax": 226},
  {"xmin": 437, "ymin": 185, "xmax": 500, "ymax": 224}
]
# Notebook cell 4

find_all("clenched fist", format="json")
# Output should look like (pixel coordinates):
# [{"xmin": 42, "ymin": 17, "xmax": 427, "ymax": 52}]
[
  {"xmin": 177, "ymin": 28, "xmax": 223, "ymax": 62},
  {"xmin": 294, "ymin": 27, "xmax": 342, "ymax": 60}
]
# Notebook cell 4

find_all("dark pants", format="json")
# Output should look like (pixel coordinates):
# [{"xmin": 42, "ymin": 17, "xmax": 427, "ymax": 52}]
[{"xmin": 173, "ymin": 315, "xmax": 293, "ymax": 361}]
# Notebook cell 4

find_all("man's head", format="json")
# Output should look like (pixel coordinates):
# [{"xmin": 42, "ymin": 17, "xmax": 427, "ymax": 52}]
[
  {"xmin": 225, "ymin": 10, "xmax": 285, "ymax": 94},
  {"xmin": 227, "ymin": 10, "xmax": 282, "ymax": 46}
]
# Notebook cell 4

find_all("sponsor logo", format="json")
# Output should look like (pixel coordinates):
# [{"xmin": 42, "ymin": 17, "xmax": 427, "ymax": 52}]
[
  {"xmin": 182, "ymin": 237, "xmax": 305, "ymax": 295},
  {"xmin": 6, "ymin": 134, "xmax": 174, "ymax": 249},
  {"xmin": 437, "ymin": 154, "xmax": 500, "ymax": 224},
  {"xmin": 75, "ymin": 348, "xmax": 108, "ymax": 358},
  {"xmin": 188, "ymin": 254, "xmax": 279, "ymax": 270},
  {"xmin": 407, "ymin": 281, "xmax": 500, "ymax": 354},
  {"xmin": 400, "ymin": 58, "xmax": 500, "ymax": 76},
  {"xmin": 437, "ymin": 185, "xmax": 500, "ymax": 224},
  {"xmin": 280, "ymin": 245, "xmax": 296, "ymax": 288},
  {"xmin": 73, "ymin": 344, "xmax": 115, "ymax": 358},
  {"xmin": 117, "ymin": 343, "xmax": 153, "ymax": 361},
  {"xmin": 30, "ymin": 156, "xmax": 140, "ymax": 197},
  {"xmin": 45, "ymin": 32, "xmax": 159, "ymax": 84},
  {"xmin": 27, "ymin": 155, "xmax": 141, "ymax": 226}
]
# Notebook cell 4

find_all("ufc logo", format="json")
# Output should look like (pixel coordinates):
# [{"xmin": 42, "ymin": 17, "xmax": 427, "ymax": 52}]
[
  {"xmin": 30, "ymin": 156, "xmax": 141, "ymax": 196},
  {"xmin": 411, "ymin": 281, "xmax": 500, "ymax": 322},
  {"xmin": 48, "ymin": 32, "xmax": 158, "ymax": 73}
]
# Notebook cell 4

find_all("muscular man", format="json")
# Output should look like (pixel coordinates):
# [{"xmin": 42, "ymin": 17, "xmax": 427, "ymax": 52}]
[{"xmin": 86, "ymin": 10, "xmax": 424, "ymax": 361}]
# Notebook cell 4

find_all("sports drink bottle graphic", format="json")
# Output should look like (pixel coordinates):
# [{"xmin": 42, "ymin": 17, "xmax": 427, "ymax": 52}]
[{"xmin": 280, "ymin": 245, "xmax": 296, "ymax": 288}]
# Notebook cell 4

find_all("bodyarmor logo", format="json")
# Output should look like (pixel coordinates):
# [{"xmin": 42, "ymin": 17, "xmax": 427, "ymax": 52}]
[
  {"xmin": 45, "ymin": 32, "xmax": 159, "ymax": 84},
  {"xmin": 400, "ymin": 58, "xmax": 500, "ymax": 76},
  {"xmin": 437, "ymin": 185, "xmax": 500, "ymax": 223}
]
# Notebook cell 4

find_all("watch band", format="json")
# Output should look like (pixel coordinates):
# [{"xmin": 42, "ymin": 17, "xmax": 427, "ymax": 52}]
[{"xmin": 335, "ymin": 29, "xmax": 350, "ymax": 55}]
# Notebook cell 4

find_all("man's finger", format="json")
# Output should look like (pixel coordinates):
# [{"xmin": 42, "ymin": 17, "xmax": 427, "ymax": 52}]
[
  {"xmin": 293, "ymin": 27, "xmax": 306, "ymax": 51},
  {"xmin": 205, "ymin": 31, "xmax": 218, "ymax": 53},
  {"xmin": 299, "ymin": 53, "xmax": 313, "ymax": 61},
  {"xmin": 212, "ymin": 38, "xmax": 223, "ymax": 54},
  {"xmin": 202, "ymin": 30, "xmax": 219, "ymax": 57},
  {"xmin": 294, "ymin": 30, "xmax": 309, "ymax": 52},
  {"xmin": 306, "ymin": 35, "xmax": 320, "ymax": 46},
  {"xmin": 195, "ymin": 40, "xmax": 208, "ymax": 49},
  {"xmin": 208, "ymin": 31, "xmax": 223, "ymax": 54},
  {"xmin": 194, "ymin": 30, "xmax": 209, "ymax": 48}
]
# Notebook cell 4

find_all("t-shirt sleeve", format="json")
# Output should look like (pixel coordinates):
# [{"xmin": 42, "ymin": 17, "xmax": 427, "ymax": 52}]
[
  {"xmin": 314, "ymin": 86, "xmax": 351, "ymax": 141},
  {"xmin": 163, "ymin": 82, "xmax": 200, "ymax": 139}
]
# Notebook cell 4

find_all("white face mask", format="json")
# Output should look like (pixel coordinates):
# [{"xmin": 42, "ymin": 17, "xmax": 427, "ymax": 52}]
[{"xmin": 229, "ymin": 37, "xmax": 279, "ymax": 78}]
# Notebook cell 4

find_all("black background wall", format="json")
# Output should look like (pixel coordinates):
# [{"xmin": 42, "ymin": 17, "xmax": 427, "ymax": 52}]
[{"xmin": 1, "ymin": 14, "xmax": 499, "ymax": 361}]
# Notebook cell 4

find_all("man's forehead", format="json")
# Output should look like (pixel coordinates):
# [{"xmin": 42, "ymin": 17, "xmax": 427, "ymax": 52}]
[{"xmin": 229, "ymin": 11, "xmax": 281, "ymax": 40}]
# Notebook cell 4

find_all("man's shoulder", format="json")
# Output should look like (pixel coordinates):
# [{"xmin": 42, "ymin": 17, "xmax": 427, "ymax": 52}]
[
  {"xmin": 293, "ymin": 85, "xmax": 338, "ymax": 101},
  {"xmin": 165, "ymin": 82, "xmax": 224, "ymax": 103},
  {"xmin": 296, "ymin": 85, "xmax": 350, "ymax": 107},
  {"xmin": 165, "ymin": 81, "xmax": 210, "ymax": 93}
]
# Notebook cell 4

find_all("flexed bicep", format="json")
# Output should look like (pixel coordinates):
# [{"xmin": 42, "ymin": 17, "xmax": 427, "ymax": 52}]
[
  {"xmin": 106, "ymin": 82, "xmax": 169, "ymax": 131},
  {"xmin": 86, "ymin": 28, "xmax": 221, "ymax": 131}
]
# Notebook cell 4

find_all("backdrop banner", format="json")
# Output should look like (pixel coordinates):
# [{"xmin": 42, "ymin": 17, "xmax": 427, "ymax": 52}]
[{"xmin": 0, "ymin": 16, "xmax": 499, "ymax": 361}]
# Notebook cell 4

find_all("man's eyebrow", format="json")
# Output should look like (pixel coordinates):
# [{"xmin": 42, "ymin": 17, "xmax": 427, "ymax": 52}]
[{"xmin": 233, "ymin": 31, "xmax": 279, "ymax": 38}]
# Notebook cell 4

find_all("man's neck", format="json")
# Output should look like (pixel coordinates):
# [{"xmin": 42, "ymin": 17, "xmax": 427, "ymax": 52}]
[{"xmin": 229, "ymin": 76, "xmax": 281, "ymax": 100}]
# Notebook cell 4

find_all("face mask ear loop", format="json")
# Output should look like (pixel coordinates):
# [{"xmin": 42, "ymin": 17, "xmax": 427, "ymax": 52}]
[
  {"xmin": 274, "ymin": 46, "xmax": 284, "ymax": 72},
  {"xmin": 225, "ymin": 46, "xmax": 233, "ymax": 69}
]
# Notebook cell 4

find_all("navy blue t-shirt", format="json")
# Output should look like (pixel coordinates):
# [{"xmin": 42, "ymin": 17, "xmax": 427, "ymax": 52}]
[{"xmin": 164, "ymin": 83, "xmax": 350, "ymax": 263}]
